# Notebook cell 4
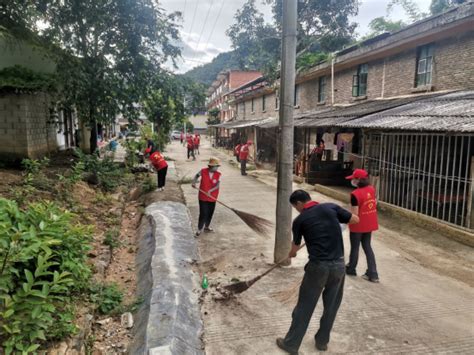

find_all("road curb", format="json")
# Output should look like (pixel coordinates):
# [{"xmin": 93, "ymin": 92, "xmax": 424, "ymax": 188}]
[{"xmin": 131, "ymin": 201, "xmax": 203, "ymax": 355}]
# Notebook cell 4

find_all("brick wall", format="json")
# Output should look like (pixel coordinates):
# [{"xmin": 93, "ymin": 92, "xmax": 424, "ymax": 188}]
[
  {"xmin": 229, "ymin": 71, "xmax": 262, "ymax": 89},
  {"xmin": 297, "ymin": 29, "xmax": 474, "ymax": 106},
  {"xmin": 434, "ymin": 30, "xmax": 474, "ymax": 91},
  {"xmin": 0, "ymin": 92, "xmax": 58, "ymax": 160}
]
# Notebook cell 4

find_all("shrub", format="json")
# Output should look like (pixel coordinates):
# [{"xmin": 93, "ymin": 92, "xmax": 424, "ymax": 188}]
[
  {"xmin": 75, "ymin": 149, "xmax": 124, "ymax": 192},
  {"xmin": 0, "ymin": 198, "xmax": 93, "ymax": 354},
  {"xmin": 103, "ymin": 228, "xmax": 121, "ymax": 250},
  {"xmin": 142, "ymin": 175, "xmax": 156, "ymax": 193},
  {"xmin": 89, "ymin": 283, "xmax": 123, "ymax": 315}
]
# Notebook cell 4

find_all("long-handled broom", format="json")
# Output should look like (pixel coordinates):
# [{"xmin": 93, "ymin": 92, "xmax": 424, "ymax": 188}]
[
  {"xmin": 193, "ymin": 187, "xmax": 273, "ymax": 237},
  {"xmin": 224, "ymin": 243, "xmax": 306, "ymax": 294}
]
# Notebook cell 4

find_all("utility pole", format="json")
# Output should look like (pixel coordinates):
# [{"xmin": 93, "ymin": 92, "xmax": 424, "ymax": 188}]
[{"xmin": 274, "ymin": 0, "xmax": 297, "ymax": 264}]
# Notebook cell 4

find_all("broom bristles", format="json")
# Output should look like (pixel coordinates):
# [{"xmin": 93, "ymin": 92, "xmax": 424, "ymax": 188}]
[{"xmin": 232, "ymin": 209, "xmax": 273, "ymax": 237}]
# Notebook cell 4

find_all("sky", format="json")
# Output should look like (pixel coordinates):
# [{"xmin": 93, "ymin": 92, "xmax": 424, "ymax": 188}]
[{"xmin": 160, "ymin": 0, "xmax": 432, "ymax": 74}]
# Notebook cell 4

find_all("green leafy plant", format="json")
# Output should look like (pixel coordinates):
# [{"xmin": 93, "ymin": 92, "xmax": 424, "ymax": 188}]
[
  {"xmin": 142, "ymin": 175, "xmax": 156, "ymax": 193},
  {"xmin": 103, "ymin": 228, "xmax": 121, "ymax": 250},
  {"xmin": 0, "ymin": 198, "xmax": 93, "ymax": 354},
  {"xmin": 89, "ymin": 283, "xmax": 123, "ymax": 315},
  {"xmin": 75, "ymin": 149, "xmax": 124, "ymax": 192},
  {"xmin": 21, "ymin": 157, "xmax": 51, "ymax": 189}
]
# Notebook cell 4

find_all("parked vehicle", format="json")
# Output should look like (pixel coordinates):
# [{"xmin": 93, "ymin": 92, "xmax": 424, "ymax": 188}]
[{"xmin": 171, "ymin": 130, "xmax": 181, "ymax": 140}]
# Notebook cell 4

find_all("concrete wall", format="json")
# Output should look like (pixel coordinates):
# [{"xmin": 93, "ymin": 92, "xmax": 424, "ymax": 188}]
[{"xmin": 0, "ymin": 92, "xmax": 58, "ymax": 159}]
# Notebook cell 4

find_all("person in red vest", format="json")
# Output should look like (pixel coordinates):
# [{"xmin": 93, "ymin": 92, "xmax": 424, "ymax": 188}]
[
  {"xmin": 147, "ymin": 149, "xmax": 168, "ymax": 191},
  {"xmin": 239, "ymin": 140, "xmax": 252, "ymax": 176},
  {"xmin": 192, "ymin": 157, "xmax": 221, "ymax": 237},
  {"xmin": 234, "ymin": 143, "xmax": 242, "ymax": 163},
  {"xmin": 186, "ymin": 134, "xmax": 195, "ymax": 160},
  {"xmin": 194, "ymin": 134, "xmax": 200, "ymax": 155},
  {"xmin": 345, "ymin": 169, "xmax": 379, "ymax": 283}
]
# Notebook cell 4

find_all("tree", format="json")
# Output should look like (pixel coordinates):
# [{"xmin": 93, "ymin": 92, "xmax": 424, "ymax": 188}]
[
  {"xmin": 2, "ymin": 0, "xmax": 181, "ymax": 153},
  {"xmin": 267, "ymin": 0, "xmax": 358, "ymax": 55},
  {"xmin": 364, "ymin": 17, "xmax": 406, "ymax": 38},
  {"xmin": 430, "ymin": 0, "xmax": 467, "ymax": 14},
  {"xmin": 206, "ymin": 108, "xmax": 221, "ymax": 126},
  {"xmin": 226, "ymin": 0, "xmax": 280, "ymax": 79}
]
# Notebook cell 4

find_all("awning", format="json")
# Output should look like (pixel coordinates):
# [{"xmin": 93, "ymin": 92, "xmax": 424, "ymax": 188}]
[{"xmin": 212, "ymin": 117, "xmax": 277, "ymax": 129}]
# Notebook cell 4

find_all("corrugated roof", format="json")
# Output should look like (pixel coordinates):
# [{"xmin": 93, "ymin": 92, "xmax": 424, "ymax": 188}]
[
  {"xmin": 294, "ymin": 94, "xmax": 441, "ymax": 128},
  {"xmin": 212, "ymin": 117, "xmax": 276, "ymax": 129},
  {"xmin": 339, "ymin": 91, "xmax": 474, "ymax": 132}
]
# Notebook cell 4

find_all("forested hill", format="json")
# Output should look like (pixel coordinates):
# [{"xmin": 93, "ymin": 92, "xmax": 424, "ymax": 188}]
[{"xmin": 183, "ymin": 51, "xmax": 241, "ymax": 87}]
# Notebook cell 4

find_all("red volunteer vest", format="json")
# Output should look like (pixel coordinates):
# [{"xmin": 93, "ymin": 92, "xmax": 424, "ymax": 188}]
[
  {"xmin": 239, "ymin": 144, "xmax": 249, "ymax": 160},
  {"xmin": 187, "ymin": 137, "xmax": 194, "ymax": 148},
  {"xmin": 199, "ymin": 168, "xmax": 221, "ymax": 202},
  {"xmin": 349, "ymin": 185, "xmax": 379, "ymax": 233},
  {"xmin": 194, "ymin": 137, "xmax": 200, "ymax": 145},
  {"xmin": 234, "ymin": 144, "xmax": 241, "ymax": 156},
  {"xmin": 150, "ymin": 152, "xmax": 168, "ymax": 170}
]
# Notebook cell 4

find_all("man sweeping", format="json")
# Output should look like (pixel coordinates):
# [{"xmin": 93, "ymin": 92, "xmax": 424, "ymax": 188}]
[
  {"xmin": 239, "ymin": 140, "xmax": 252, "ymax": 175},
  {"xmin": 192, "ymin": 157, "xmax": 221, "ymax": 237},
  {"xmin": 277, "ymin": 190, "xmax": 359, "ymax": 354}
]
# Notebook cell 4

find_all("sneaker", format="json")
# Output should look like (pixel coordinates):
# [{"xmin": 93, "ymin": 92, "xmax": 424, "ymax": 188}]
[
  {"xmin": 316, "ymin": 342, "xmax": 328, "ymax": 351},
  {"xmin": 195, "ymin": 229, "xmax": 203, "ymax": 237},
  {"xmin": 276, "ymin": 338, "xmax": 298, "ymax": 355},
  {"xmin": 204, "ymin": 227, "xmax": 214, "ymax": 232},
  {"xmin": 362, "ymin": 274, "xmax": 379, "ymax": 283},
  {"xmin": 345, "ymin": 265, "xmax": 357, "ymax": 276}
]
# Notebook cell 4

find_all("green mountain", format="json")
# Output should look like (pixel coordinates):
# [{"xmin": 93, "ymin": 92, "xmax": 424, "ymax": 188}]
[{"xmin": 183, "ymin": 51, "xmax": 241, "ymax": 87}]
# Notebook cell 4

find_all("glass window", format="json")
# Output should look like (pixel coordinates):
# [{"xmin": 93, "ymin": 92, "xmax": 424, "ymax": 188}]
[
  {"xmin": 415, "ymin": 43, "xmax": 434, "ymax": 87},
  {"xmin": 262, "ymin": 95, "xmax": 266, "ymax": 111},
  {"xmin": 352, "ymin": 63, "xmax": 368, "ymax": 97},
  {"xmin": 318, "ymin": 76, "xmax": 326, "ymax": 103}
]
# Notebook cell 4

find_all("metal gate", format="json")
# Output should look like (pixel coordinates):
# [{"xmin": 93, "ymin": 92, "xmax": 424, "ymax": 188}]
[{"xmin": 364, "ymin": 132, "xmax": 474, "ymax": 229}]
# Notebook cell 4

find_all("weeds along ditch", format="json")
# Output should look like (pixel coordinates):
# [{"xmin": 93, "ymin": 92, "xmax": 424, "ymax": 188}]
[{"xmin": 0, "ymin": 146, "xmax": 154, "ymax": 354}]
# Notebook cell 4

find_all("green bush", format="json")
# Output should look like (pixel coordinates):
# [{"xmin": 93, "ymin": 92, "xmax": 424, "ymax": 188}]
[
  {"xmin": 142, "ymin": 175, "xmax": 156, "ymax": 192},
  {"xmin": 89, "ymin": 283, "xmax": 123, "ymax": 315},
  {"xmin": 103, "ymin": 228, "xmax": 121, "ymax": 250},
  {"xmin": 75, "ymin": 149, "xmax": 124, "ymax": 192},
  {"xmin": 0, "ymin": 198, "xmax": 93, "ymax": 354},
  {"xmin": 21, "ymin": 157, "xmax": 52, "ymax": 190}
]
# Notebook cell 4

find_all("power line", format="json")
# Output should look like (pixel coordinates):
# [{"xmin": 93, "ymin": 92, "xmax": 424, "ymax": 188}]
[
  {"xmin": 201, "ymin": 0, "xmax": 225, "ymax": 57},
  {"xmin": 186, "ymin": 0, "xmax": 199, "ymax": 44},
  {"xmin": 190, "ymin": 0, "xmax": 215, "ymax": 62}
]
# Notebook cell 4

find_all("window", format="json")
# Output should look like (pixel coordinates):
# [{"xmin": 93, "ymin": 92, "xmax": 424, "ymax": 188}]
[
  {"xmin": 251, "ymin": 98, "xmax": 255, "ymax": 113},
  {"xmin": 318, "ymin": 76, "xmax": 326, "ymax": 103},
  {"xmin": 352, "ymin": 63, "xmax": 368, "ymax": 97},
  {"xmin": 242, "ymin": 102, "xmax": 246, "ymax": 115},
  {"xmin": 262, "ymin": 95, "xmax": 266, "ymax": 111},
  {"xmin": 294, "ymin": 85, "xmax": 299, "ymax": 106},
  {"xmin": 415, "ymin": 43, "xmax": 434, "ymax": 87}
]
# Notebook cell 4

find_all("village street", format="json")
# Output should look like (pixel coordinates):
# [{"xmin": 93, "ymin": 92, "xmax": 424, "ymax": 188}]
[{"xmin": 166, "ymin": 137, "xmax": 474, "ymax": 354}]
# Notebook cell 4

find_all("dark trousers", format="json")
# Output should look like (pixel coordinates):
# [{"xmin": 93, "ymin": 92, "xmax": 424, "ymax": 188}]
[
  {"xmin": 198, "ymin": 200, "xmax": 216, "ymax": 230},
  {"xmin": 187, "ymin": 148, "xmax": 195, "ymax": 160},
  {"xmin": 347, "ymin": 232, "xmax": 378, "ymax": 278},
  {"xmin": 157, "ymin": 166, "xmax": 167, "ymax": 188},
  {"xmin": 284, "ymin": 259, "xmax": 345, "ymax": 350},
  {"xmin": 240, "ymin": 159, "xmax": 247, "ymax": 175}
]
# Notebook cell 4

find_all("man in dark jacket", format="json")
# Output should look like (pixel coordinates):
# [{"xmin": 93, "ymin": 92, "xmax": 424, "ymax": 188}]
[{"xmin": 277, "ymin": 190, "xmax": 359, "ymax": 354}]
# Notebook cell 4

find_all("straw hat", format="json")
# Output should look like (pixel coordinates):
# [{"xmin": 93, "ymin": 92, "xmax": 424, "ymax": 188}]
[{"xmin": 208, "ymin": 157, "xmax": 220, "ymax": 167}]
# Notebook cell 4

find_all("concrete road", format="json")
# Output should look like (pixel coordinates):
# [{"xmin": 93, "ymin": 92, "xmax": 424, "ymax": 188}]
[{"xmin": 166, "ymin": 138, "xmax": 474, "ymax": 354}]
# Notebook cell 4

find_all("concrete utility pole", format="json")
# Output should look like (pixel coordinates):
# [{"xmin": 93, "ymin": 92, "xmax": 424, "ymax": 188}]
[{"xmin": 274, "ymin": 0, "xmax": 297, "ymax": 264}]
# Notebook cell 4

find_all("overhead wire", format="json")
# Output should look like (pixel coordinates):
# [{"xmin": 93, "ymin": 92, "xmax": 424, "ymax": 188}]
[
  {"xmin": 190, "ymin": 0, "xmax": 215, "ymax": 63},
  {"xmin": 201, "ymin": 0, "xmax": 226, "ymax": 57}
]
